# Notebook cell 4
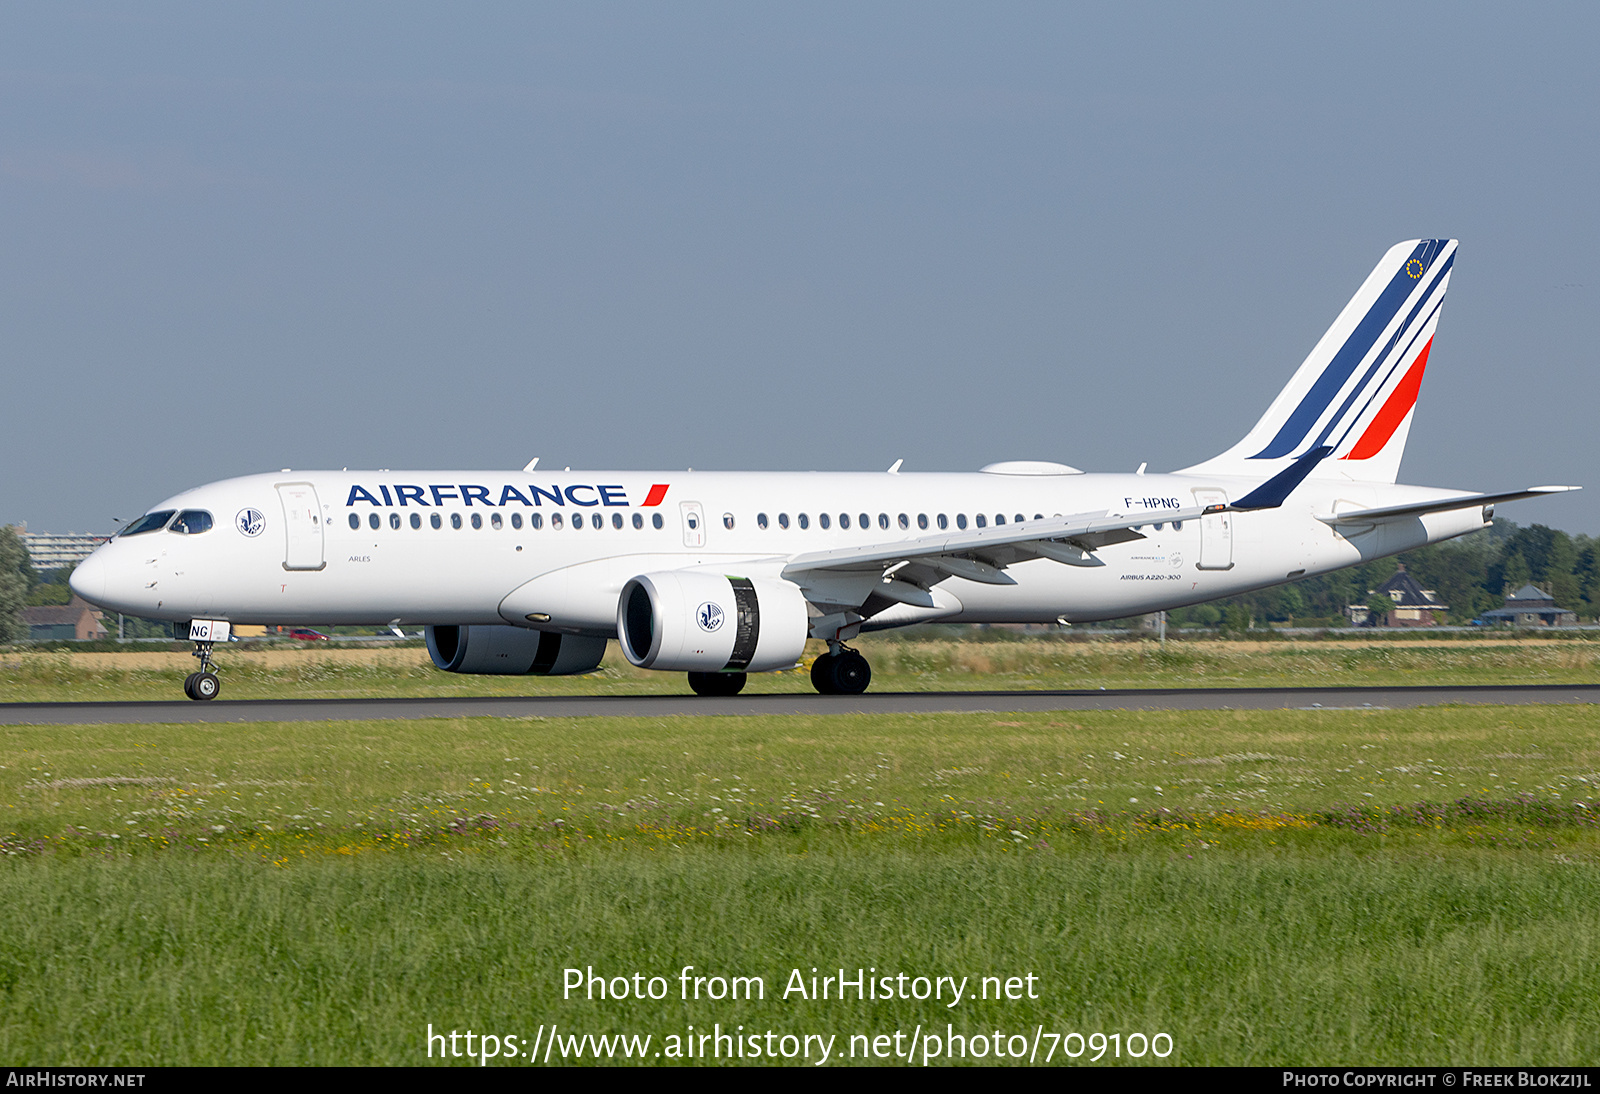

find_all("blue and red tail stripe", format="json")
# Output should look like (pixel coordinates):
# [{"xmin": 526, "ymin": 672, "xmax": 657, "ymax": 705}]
[{"xmin": 1250, "ymin": 239, "xmax": 1451, "ymax": 459}]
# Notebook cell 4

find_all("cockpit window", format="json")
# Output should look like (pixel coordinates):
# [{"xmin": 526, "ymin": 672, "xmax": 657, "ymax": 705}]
[
  {"xmin": 171, "ymin": 510, "xmax": 214, "ymax": 535},
  {"xmin": 120, "ymin": 510, "xmax": 176, "ymax": 536}
]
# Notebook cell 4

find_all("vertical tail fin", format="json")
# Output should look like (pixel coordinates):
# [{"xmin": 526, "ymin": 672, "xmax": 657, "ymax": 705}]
[{"xmin": 1181, "ymin": 238, "xmax": 1456, "ymax": 484}]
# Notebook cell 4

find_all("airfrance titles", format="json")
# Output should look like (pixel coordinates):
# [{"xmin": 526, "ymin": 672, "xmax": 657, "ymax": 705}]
[{"xmin": 344, "ymin": 483, "xmax": 670, "ymax": 509}]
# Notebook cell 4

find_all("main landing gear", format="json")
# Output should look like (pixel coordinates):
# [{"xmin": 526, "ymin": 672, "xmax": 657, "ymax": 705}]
[
  {"xmin": 183, "ymin": 640, "xmax": 222, "ymax": 701},
  {"xmin": 684, "ymin": 643, "xmax": 873, "ymax": 698},
  {"xmin": 687, "ymin": 671, "xmax": 747, "ymax": 697},
  {"xmin": 811, "ymin": 644, "xmax": 871, "ymax": 695}
]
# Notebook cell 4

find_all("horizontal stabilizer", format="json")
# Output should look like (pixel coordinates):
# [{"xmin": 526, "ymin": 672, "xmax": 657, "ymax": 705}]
[{"xmin": 1319, "ymin": 486, "xmax": 1581, "ymax": 525}]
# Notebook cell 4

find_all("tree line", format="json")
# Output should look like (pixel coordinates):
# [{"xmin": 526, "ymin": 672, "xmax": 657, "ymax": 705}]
[
  {"xmin": 3, "ymin": 520, "xmax": 1597, "ymax": 642},
  {"xmin": 1166, "ymin": 519, "xmax": 1599, "ymax": 629}
]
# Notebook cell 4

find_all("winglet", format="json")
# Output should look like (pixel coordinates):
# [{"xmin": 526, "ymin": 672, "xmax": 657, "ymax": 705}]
[{"xmin": 1231, "ymin": 446, "xmax": 1333, "ymax": 511}]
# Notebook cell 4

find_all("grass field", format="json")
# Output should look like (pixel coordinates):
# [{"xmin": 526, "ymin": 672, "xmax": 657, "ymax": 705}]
[
  {"xmin": 2, "ymin": 632, "xmax": 1598, "ymax": 703},
  {"xmin": 3, "ymin": 701, "xmax": 1600, "ymax": 1065}
]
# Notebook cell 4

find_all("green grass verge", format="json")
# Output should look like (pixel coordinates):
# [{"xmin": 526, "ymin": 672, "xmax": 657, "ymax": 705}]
[
  {"xmin": 5, "ymin": 706, "xmax": 1600, "ymax": 855},
  {"xmin": 2, "ymin": 633, "xmax": 1598, "ymax": 702},
  {"xmin": 3, "ymin": 705, "xmax": 1600, "ymax": 1065},
  {"xmin": 4, "ymin": 854, "xmax": 1599, "ymax": 1065}
]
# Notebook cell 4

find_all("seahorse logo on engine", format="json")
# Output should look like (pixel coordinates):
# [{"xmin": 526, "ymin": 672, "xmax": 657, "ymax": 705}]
[{"xmin": 696, "ymin": 602, "xmax": 724, "ymax": 633}]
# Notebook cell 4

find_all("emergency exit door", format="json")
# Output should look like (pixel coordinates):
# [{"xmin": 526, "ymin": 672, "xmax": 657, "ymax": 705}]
[{"xmin": 680, "ymin": 501, "xmax": 706, "ymax": 548}]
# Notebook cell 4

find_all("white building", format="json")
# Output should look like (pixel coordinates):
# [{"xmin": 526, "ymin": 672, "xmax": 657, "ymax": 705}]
[{"xmin": 17, "ymin": 527, "xmax": 110, "ymax": 573}]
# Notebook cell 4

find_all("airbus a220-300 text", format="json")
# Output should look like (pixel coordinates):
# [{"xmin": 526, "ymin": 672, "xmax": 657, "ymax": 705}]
[{"xmin": 71, "ymin": 239, "xmax": 1578, "ymax": 700}]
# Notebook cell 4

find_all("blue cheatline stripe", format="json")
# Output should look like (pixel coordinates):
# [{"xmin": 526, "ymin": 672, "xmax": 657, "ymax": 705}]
[
  {"xmin": 1310, "ymin": 253, "xmax": 1452, "ymax": 454},
  {"xmin": 1250, "ymin": 240, "xmax": 1442, "ymax": 459}
]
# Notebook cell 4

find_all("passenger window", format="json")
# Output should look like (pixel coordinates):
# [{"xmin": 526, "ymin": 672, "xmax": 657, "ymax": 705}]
[
  {"xmin": 722, "ymin": 513, "xmax": 734, "ymax": 530},
  {"xmin": 1015, "ymin": 514, "xmax": 1025, "ymax": 524},
  {"xmin": 898, "ymin": 513, "xmax": 909, "ymax": 530},
  {"xmin": 859, "ymin": 513, "xmax": 870, "ymax": 530},
  {"xmin": 820, "ymin": 513, "xmax": 831, "ymax": 529},
  {"xmin": 975, "ymin": 514, "xmax": 986, "ymax": 528},
  {"xmin": 994, "ymin": 514, "xmax": 1005, "ymax": 525},
  {"xmin": 172, "ymin": 510, "xmax": 213, "ymax": 535},
  {"xmin": 552, "ymin": 513, "xmax": 564, "ymax": 529},
  {"xmin": 798, "ymin": 513, "xmax": 809, "ymax": 529},
  {"xmin": 120, "ymin": 510, "xmax": 176, "ymax": 537},
  {"xmin": 410, "ymin": 513, "xmax": 422, "ymax": 530},
  {"xmin": 531, "ymin": 513, "xmax": 543, "ymax": 530},
  {"xmin": 632, "ymin": 513, "xmax": 643, "ymax": 529},
  {"xmin": 878, "ymin": 513, "xmax": 889, "ymax": 530},
  {"xmin": 471, "ymin": 513, "xmax": 482, "ymax": 529},
  {"xmin": 956, "ymin": 514, "xmax": 967, "ymax": 530},
  {"xmin": 430, "ymin": 514, "xmax": 442, "ymax": 529},
  {"xmin": 936, "ymin": 514, "xmax": 948, "ymax": 530},
  {"xmin": 491, "ymin": 513, "xmax": 503, "ymax": 530},
  {"xmin": 1173, "ymin": 520, "xmax": 1183, "ymax": 531},
  {"xmin": 451, "ymin": 513, "xmax": 463, "ymax": 530},
  {"xmin": 918, "ymin": 514, "xmax": 929, "ymax": 530},
  {"xmin": 778, "ymin": 513, "xmax": 790, "ymax": 529},
  {"xmin": 652, "ymin": 513, "xmax": 663, "ymax": 529},
  {"xmin": 390, "ymin": 513, "xmax": 401, "ymax": 530},
  {"xmin": 1035, "ymin": 514, "xmax": 1044, "ymax": 521},
  {"xmin": 512, "ymin": 513, "xmax": 523, "ymax": 529},
  {"xmin": 614, "ymin": 513, "xmax": 624, "ymax": 529},
  {"xmin": 348, "ymin": 514, "xmax": 360, "ymax": 530},
  {"xmin": 368, "ymin": 513, "xmax": 380, "ymax": 530},
  {"xmin": 836, "ymin": 513, "xmax": 847, "ymax": 529},
  {"xmin": 757, "ymin": 513, "xmax": 768, "ymax": 529}
]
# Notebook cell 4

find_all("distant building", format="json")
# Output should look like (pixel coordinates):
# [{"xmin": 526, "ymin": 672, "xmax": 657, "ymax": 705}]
[
  {"xmin": 17, "ymin": 527, "xmax": 109, "ymax": 573},
  {"xmin": 1346, "ymin": 564, "xmax": 1449, "ymax": 627},
  {"xmin": 1476, "ymin": 584, "xmax": 1578, "ymax": 628},
  {"xmin": 22, "ymin": 596, "xmax": 108, "ymax": 641}
]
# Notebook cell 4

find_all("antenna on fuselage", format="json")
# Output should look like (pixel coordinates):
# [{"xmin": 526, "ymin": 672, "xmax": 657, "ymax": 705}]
[
  {"xmin": 523, "ymin": 457, "xmax": 540, "ymax": 472},
  {"xmin": 887, "ymin": 459, "xmax": 904, "ymax": 474}
]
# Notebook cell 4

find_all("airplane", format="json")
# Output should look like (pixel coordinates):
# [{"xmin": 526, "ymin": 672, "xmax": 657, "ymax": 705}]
[{"xmin": 69, "ymin": 239, "xmax": 1577, "ymax": 701}]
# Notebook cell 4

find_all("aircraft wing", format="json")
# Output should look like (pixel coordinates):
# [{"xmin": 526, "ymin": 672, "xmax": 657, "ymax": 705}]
[
  {"xmin": 781, "ymin": 505, "xmax": 1209, "ymax": 584},
  {"xmin": 784, "ymin": 445, "xmax": 1340, "ymax": 586},
  {"xmin": 1318, "ymin": 486, "xmax": 1580, "ymax": 526}
]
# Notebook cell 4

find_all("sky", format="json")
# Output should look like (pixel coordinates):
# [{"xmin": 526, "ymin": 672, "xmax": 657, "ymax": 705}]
[{"xmin": 3, "ymin": 2, "xmax": 1597, "ymax": 535}]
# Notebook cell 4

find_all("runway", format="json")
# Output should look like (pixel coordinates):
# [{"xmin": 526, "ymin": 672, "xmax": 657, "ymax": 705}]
[{"xmin": 2, "ymin": 684, "xmax": 1598, "ymax": 725}]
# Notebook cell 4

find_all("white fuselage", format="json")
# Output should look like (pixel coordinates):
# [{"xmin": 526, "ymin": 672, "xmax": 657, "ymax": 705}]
[{"xmin": 71, "ymin": 468, "xmax": 1486, "ymax": 636}]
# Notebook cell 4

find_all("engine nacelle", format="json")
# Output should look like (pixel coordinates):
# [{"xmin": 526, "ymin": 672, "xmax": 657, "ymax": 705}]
[
  {"xmin": 618, "ymin": 572, "xmax": 809, "ymax": 673},
  {"xmin": 426, "ymin": 625, "xmax": 607, "ymax": 675}
]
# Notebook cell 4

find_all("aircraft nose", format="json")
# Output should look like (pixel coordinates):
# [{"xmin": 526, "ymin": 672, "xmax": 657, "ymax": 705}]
[{"xmin": 69, "ymin": 551, "xmax": 107, "ymax": 606}]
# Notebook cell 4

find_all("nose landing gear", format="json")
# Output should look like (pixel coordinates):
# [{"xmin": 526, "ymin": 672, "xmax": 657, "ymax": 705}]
[
  {"xmin": 182, "ymin": 620, "xmax": 229, "ymax": 700},
  {"xmin": 810, "ymin": 642, "xmax": 871, "ymax": 695}
]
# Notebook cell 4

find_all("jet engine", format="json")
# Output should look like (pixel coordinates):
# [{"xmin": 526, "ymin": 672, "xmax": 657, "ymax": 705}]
[
  {"xmin": 618, "ymin": 572, "xmax": 808, "ymax": 673},
  {"xmin": 425, "ymin": 624, "xmax": 607, "ymax": 675}
]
